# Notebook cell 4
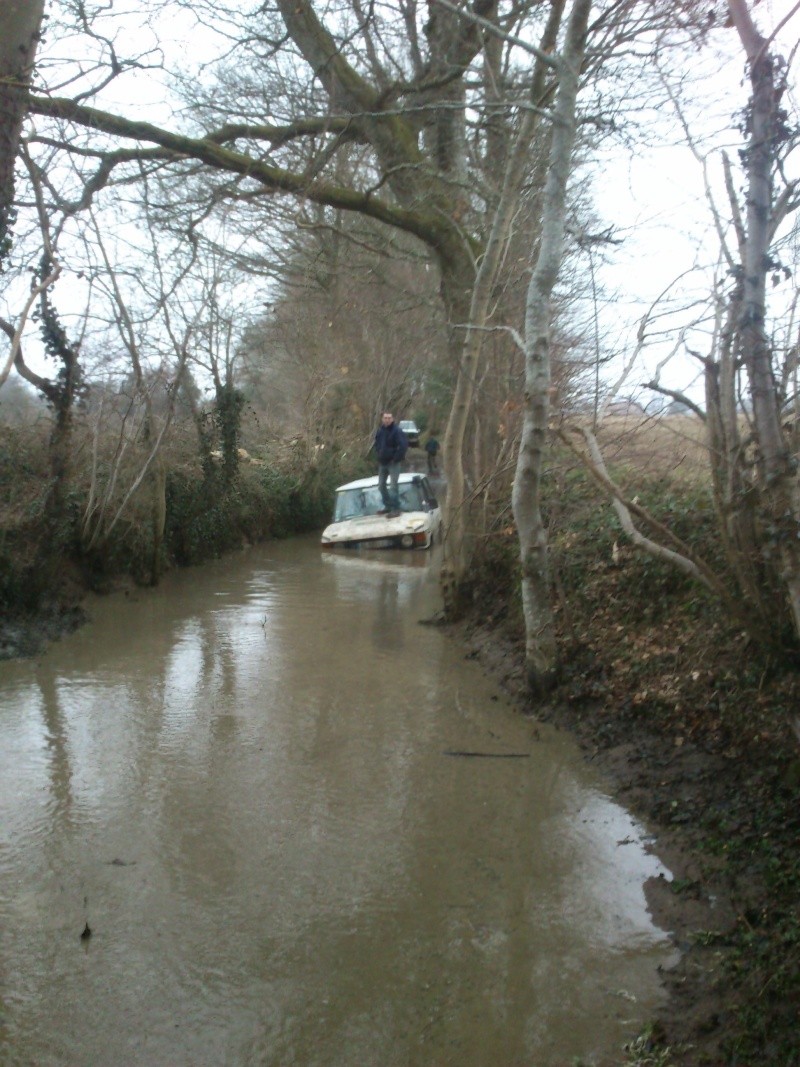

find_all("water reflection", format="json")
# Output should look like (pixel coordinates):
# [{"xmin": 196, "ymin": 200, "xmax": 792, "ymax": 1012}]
[
  {"xmin": 38, "ymin": 671, "xmax": 75, "ymax": 831},
  {"xmin": 0, "ymin": 537, "xmax": 675, "ymax": 1066}
]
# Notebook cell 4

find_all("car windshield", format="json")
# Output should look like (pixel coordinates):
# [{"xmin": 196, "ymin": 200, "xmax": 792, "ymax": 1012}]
[
  {"xmin": 333, "ymin": 482, "xmax": 425, "ymax": 521},
  {"xmin": 400, "ymin": 421, "xmax": 418, "ymax": 432}
]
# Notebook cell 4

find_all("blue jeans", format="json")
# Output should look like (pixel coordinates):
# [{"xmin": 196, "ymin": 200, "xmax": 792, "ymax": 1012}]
[{"xmin": 378, "ymin": 462, "xmax": 401, "ymax": 510}]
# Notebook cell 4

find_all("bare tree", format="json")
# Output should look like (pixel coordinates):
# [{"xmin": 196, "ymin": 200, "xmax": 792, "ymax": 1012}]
[
  {"xmin": 725, "ymin": 0, "xmax": 800, "ymax": 641},
  {"xmin": 20, "ymin": 0, "xmax": 698, "ymax": 612},
  {"xmin": 240, "ymin": 210, "xmax": 446, "ymax": 453},
  {"xmin": 511, "ymin": 0, "xmax": 591, "ymax": 692},
  {"xmin": 558, "ymin": 1, "xmax": 800, "ymax": 653},
  {"xmin": 1, "ymin": 154, "xmax": 86, "ymax": 542},
  {"xmin": 80, "ymin": 215, "xmax": 193, "ymax": 582},
  {"xmin": 0, "ymin": 1, "xmax": 51, "ymax": 388},
  {"xmin": 439, "ymin": 0, "xmax": 565, "ymax": 610}
]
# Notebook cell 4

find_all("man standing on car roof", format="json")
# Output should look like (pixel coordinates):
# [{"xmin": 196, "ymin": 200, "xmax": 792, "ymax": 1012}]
[{"xmin": 374, "ymin": 411, "xmax": 407, "ymax": 516}]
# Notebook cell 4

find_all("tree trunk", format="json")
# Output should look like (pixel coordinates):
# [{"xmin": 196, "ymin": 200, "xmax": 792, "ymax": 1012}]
[
  {"xmin": 439, "ymin": 254, "xmax": 482, "ymax": 615},
  {"xmin": 0, "ymin": 0, "xmax": 45, "ymax": 266},
  {"xmin": 727, "ymin": 0, "xmax": 800, "ymax": 642},
  {"xmin": 217, "ymin": 380, "xmax": 243, "ymax": 486},
  {"xmin": 512, "ymin": 0, "xmax": 591, "ymax": 694},
  {"xmin": 439, "ymin": 0, "xmax": 565, "ymax": 616},
  {"xmin": 150, "ymin": 455, "xmax": 167, "ymax": 585},
  {"xmin": 704, "ymin": 280, "xmax": 778, "ymax": 640}
]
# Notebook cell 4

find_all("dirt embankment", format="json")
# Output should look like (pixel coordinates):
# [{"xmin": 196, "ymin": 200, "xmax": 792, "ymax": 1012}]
[{"xmin": 455, "ymin": 573, "xmax": 800, "ymax": 1066}]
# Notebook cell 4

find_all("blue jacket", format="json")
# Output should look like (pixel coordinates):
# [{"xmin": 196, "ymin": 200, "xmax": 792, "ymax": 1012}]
[{"xmin": 374, "ymin": 421, "xmax": 408, "ymax": 464}]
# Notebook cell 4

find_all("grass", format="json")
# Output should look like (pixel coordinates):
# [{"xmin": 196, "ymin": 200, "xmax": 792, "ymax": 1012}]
[{"xmin": 593, "ymin": 413, "xmax": 712, "ymax": 487}]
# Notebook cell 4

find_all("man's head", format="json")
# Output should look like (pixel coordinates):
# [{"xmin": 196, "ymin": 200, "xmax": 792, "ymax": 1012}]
[{"xmin": 381, "ymin": 412, "xmax": 394, "ymax": 425}]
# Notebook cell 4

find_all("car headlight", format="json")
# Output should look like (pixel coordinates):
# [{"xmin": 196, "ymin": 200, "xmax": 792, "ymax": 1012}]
[{"xmin": 400, "ymin": 534, "xmax": 414, "ymax": 548}]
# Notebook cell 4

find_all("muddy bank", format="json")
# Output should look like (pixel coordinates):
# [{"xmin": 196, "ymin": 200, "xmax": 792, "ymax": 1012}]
[
  {"xmin": 0, "ymin": 601, "xmax": 87, "ymax": 660},
  {"xmin": 456, "ymin": 610, "xmax": 800, "ymax": 1066}
]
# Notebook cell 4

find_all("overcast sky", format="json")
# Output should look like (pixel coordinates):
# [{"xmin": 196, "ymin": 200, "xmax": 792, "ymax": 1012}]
[{"xmin": 7, "ymin": 0, "xmax": 800, "ymax": 404}]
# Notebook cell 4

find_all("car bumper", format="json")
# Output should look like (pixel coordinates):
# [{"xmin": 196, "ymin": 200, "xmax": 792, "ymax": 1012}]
[{"xmin": 321, "ymin": 529, "xmax": 431, "ymax": 550}]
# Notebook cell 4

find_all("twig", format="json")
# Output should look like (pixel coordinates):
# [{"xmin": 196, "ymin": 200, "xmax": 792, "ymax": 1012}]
[{"xmin": 443, "ymin": 750, "xmax": 530, "ymax": 758}]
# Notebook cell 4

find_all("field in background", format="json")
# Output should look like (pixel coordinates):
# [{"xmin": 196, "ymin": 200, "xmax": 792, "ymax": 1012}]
[{"xmin": 592, "ymin": 413, "xmax": 710, "ymax": 486}]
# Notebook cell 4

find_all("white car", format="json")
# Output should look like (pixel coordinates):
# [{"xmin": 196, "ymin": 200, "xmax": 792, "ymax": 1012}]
[
  {"xmin": 398, "ymin": 420, "xmax": 420, "ymax": 447},
  {"xmin": 321, "ymin": 473, "xmax": 442, "ymax": 550}
]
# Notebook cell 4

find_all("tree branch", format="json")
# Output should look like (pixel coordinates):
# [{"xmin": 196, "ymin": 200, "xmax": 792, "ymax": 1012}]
[
  {"xmin": 646, "ymin": 380, "xmax": 706, "ymax": 420},
  {"xmin": 428, "ymin": 0, "xmax": 559, "ymax": 66},
  {"xmin": 0, "ymin": 264, "xmax": 61, "ymax": 391},
  {"xmin": 204, "ymin": 115, "xmax": 356, "ymax": 146},
  {"xmin": 557, "ymin": 424, "xmax": 742, "ymax": 615},
  {"xmin": 27, "ymin": 94, "xmax": 453, "ymax": 247}
]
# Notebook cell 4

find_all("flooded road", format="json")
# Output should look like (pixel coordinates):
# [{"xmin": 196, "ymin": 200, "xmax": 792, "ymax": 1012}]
[{"xmin": 0, "ymin": 536, "xmax": 675, "ymax": 1065}]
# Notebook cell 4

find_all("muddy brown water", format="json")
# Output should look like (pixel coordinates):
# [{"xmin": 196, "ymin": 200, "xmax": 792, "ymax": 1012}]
[{"xmin": 0, "ymin": 535, "xmax": 677, "ymax": 1066}]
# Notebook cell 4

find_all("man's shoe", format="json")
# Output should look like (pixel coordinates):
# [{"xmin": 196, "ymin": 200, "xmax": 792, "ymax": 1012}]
[
  {"xmin": 377, "ymin": 508, "xmax": 389, "ymax": 515},
  {"xmin": 388, "ymin": 509, "xmax": 401, "ymax": 518}
]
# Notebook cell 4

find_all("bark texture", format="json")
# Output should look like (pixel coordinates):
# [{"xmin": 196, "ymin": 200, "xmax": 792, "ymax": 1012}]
[
  {"xmin": 727, "ymin": 0, "xmax": 800, "ymax": 643},
  {"xmin": 440, "ymin": 0, "xmax": 565, "ymax": 613},
  {"xmin": 0, "ymin": 0, "xmax": 45, "ymax": 266},
  {"xmin": 512, "ymin": 0, "xmax": 591, "ymax": 693}
]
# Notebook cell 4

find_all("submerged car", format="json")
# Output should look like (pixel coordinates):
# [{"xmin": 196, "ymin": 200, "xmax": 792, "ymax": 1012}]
[
  {"xmin": 321, "ymin": 473, "xmax": 441, "ymax": 550},
  {"xmin": 398, "ymin": 420, "xmax": 420, "ymax": 447}
]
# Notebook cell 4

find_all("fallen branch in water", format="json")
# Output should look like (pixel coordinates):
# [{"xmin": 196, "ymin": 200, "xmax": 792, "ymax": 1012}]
[{"xmin": 442, "ymin": 750, "xmax": 530, "ymax": 758}]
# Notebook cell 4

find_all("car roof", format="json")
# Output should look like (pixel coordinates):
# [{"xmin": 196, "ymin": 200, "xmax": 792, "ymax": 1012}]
[{"xmin": 336, "ymin": 473, "xmax": 421, "ymax": 491}]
